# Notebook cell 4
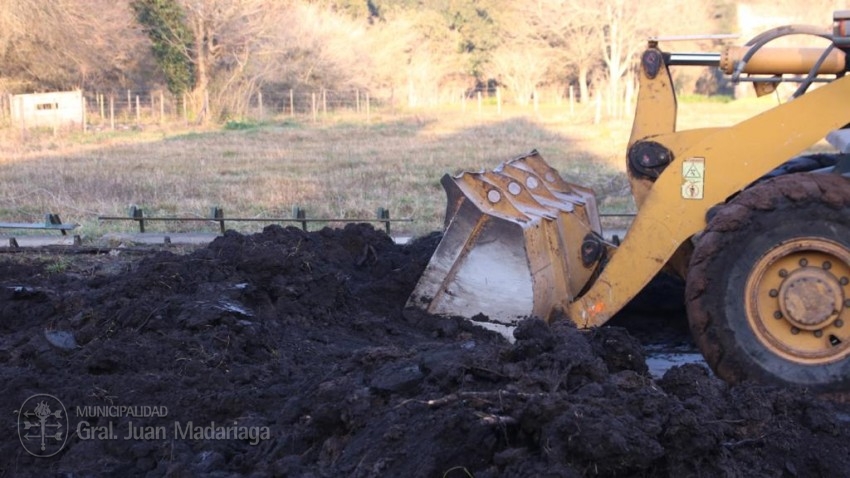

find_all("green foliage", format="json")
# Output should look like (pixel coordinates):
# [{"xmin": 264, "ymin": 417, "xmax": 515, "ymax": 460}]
[
  {"xmin": 132, "ymin": 0, "xmax": 195, "ymax": 96},
  {"xmin": 373, "ymin": 0, "xmax": 501, "ymax": 76},
  {"xmin": 45, "ymin": 257, "xmax": 72, "ymax": 275},
  {"xmin": 439, "ymin": 0, "xmax": 500, "ymax": 76},
  {"xmin": 223, "ymin": 119, "xmax": 260, "ymax": 131}
]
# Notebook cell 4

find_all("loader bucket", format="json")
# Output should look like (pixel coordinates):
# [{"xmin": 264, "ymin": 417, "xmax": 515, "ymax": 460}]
[{"xmin": 406, "ymin": 151, "xmax": 607, "ymax": 339}]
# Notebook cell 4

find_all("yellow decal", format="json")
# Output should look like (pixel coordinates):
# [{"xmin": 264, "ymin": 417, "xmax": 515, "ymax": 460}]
[{"xmin": 682, "ymin": 157, "xmax": 705, "ymax": 199}]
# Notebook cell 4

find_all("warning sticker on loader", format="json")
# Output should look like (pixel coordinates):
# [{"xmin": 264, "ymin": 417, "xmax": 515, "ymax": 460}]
[{"xmin": 682, "ymin": 157, "xmax": 705, "ymax": 199}]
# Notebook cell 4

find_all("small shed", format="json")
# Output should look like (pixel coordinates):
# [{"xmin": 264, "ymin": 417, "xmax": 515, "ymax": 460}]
[{"xmin": 9, "ymin": 90, "xmax": 84, "ymax": 129}]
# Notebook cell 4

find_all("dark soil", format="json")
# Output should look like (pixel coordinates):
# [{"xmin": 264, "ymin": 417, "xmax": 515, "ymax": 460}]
[{"xmin": 3, "ymin": 223, "xmax": 850, "ymax": 477}]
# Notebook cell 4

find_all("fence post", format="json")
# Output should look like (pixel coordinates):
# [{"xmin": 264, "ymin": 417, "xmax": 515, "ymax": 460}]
[
  {"xmin": 135, "ymin": 95, "xmax": 141, "ymax": 122},
  {"xmin": 293, "ymin": 206, "xmax": 307, "ymax": 231},
  {"xmin": 211, "ymin": 206, "xmax": 225, "ymax": 234},
  {"xmin": 258, "ymin": 91, "xmax": 264, "ymax": 119},
  {"xmin": 130, "ymin": 206, "xmax": 145, "ymax": 233},
  {"xmin": 366, "ymin": 92, "xmax": 370, "ymax": 123},
  {"xmin": 322, "ymin": 89, "xmax": 327, "ymax": 117},
  {"xmin": 160, "ymin": 90, "xmax": 165, "ymax": 124},
  {"xmin": 289, "ymin": 89, "xmax": 294, "ymax": 117},
  {"xmin": 377, "ymin": 207, "xmax": 391, "ymax": 235},
  {"xmin": 81, "ymin": 95, "xmax": 86, "ymax": 133},
  {"xmin": 311, "ymin": 92, "xmax": 317, "ymax": 123},
  {"xmin": 18, "ymin": 95, "xmax": 25, "ymax": 135},
  {"xmin": 110, "ymin": 95, "xmax": 115, "ymax": 131},
  {"xmin": 569, "ymin": 85, "xmax": 575, "ymax": 116},
  {"xmin": 356, "ymin": 89, "xmax": 360, "ymax": 113}
]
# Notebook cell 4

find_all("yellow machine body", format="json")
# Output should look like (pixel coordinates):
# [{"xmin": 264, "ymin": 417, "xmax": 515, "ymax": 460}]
[{"xmin": 407, "ymin": 19, "xmax": 850, "ymax": 345}]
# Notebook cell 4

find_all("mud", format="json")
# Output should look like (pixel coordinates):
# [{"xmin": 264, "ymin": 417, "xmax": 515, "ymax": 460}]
[{"xmin": 3, "ymin": 223, "xmax": 850, "ymax": 477}]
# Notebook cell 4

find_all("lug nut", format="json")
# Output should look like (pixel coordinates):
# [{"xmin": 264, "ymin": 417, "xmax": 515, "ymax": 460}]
[
  {"xmin": 845, "ymin": 299, "xmax": 850, "ymax": 308},
  {"xmin": 841, "ymin": 277, "xmax": 849, "ymax": 286},
  {"xmin": 774, "ymin": 311, "xmax": 783, "ymax": 319},
  {"xmin": 769, "ymin": 289, "xmax": 779, "ymax": 298},
  {"xmin": 791, "ymin": 327, "xmax": 800, "ymax": 335},
  {"xmin": 823, "ymin": 261, "xmax": 832, "ymax": 270},
  {"xmin": 779, "ymin": 269, "xmax": 788, "ymax": 278},
  {"xmin": 814, "ymin": 330, "xmax": 824, "ymax": 338},
  {"xmin": 836, "ymin": 319, "xmax": 844, "ymax": 328},
  {"xmin": 800, "ymin": 258, "xmax": 808, "ymax": 267}
]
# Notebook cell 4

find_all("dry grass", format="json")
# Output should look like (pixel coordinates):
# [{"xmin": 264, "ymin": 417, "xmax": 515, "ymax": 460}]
[{"xmin": 0, "ymin": 97, "xmax": 785, "ymax": 239}]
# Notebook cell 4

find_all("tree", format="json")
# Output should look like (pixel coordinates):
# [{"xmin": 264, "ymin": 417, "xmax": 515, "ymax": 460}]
[
  {"xmin": 132, "ymin": 0, "xmax": 195, "ymax": 97},
  {"xmin": 570, "ymin": 0, "xmax": 712, "ymax": 117},
  {"xmin": 526, "ymin": 0, "xmax": 600, "ymax": 103},
  {"xmin": 0, "ymin": 0, "xmax": 153, "ymax": 91},
  {"xmin": 485, "ymin": 4, "xmax": 552, "ymax": 106},
  {"xmin": 133, "ymin": 0, "xmax": 288, "ymax": 122}
]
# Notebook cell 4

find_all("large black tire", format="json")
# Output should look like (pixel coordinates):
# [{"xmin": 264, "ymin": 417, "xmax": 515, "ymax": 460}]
[{"xmin": 686, "ymin": 173, "xmax": 850, "ymax": 392}]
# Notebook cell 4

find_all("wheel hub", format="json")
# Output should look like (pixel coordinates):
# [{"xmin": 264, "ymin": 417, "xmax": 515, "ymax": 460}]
[
  {"xmin": 779, "ymin": 268, "xmax": 842, "ymax": 330},
  {"xmin": 746, "ymin": 237, "xmax": 850, "ymax": 364}
]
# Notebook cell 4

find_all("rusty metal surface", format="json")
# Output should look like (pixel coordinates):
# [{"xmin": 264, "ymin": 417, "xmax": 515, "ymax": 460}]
[{"xmin": 406, "ymin": 151, "xmax": 604, "ymax": 339}]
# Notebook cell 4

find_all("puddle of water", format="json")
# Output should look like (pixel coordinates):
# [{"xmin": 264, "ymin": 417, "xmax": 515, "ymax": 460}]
[{"xmin": 645, "ymin": 352, "xmax": 708, "ymax": 379}]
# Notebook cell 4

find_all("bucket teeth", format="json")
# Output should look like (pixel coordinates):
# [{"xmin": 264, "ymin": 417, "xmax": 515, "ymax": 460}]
[{"xmin": 406, "ymin": 151, "xmax": 606, "ymax": 340}]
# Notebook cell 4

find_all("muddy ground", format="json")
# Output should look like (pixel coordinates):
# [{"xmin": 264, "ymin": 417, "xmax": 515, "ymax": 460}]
[{"xmin": 3, "ymin": 224, "xmax": 850, "ymax": 477}]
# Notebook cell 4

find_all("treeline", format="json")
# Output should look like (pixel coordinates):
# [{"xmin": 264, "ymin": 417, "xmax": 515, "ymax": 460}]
[{"xmin": 0, "ymin": 0, "xmax": 798, "ymax": 124}]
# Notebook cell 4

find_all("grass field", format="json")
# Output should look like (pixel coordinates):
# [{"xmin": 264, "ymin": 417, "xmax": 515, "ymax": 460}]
[{"xmin": 0, "ymin": 96, "xmax": 788, "ymax": 240}]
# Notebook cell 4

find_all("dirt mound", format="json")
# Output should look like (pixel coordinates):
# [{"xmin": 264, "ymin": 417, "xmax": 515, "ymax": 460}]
[{"xmin": 3, "ymin": 224, "xmax": 850, "ymax": 477}]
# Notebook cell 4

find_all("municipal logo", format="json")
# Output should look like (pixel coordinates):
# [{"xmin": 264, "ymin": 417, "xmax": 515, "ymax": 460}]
[{"xmin": 18, "ymin": 394, "xmax": 68, "ymax": 457}]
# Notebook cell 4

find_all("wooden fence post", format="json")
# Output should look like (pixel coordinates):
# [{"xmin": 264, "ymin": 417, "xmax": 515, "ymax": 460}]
[
  {"xmin": 160, "ymin": 90, "xmax": 165, "ymax": 124},
  {"xmin": 110, "ymin": 95, "xmax": 115, "ymax": 131},
  {"xmin": 289, "ymin": 89, "xmax": 294, "ymax": 117},
  {"xmin": 258, "ymin": 91, "xmax": 264, "ymax": 118},
  {"xmin": 81, "ymin": 95, "xmax": 86, "ymax": 132}
]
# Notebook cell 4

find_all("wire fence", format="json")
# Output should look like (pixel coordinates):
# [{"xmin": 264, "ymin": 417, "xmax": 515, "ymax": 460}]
[{"xmin": 0, "ymin": 85, "xmax": 606, "ymax": 131}]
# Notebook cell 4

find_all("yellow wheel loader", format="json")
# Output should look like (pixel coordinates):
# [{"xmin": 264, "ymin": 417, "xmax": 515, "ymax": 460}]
[{"xmin": 407, "ymin": 12, "xmax": 850, "ymax": 392}]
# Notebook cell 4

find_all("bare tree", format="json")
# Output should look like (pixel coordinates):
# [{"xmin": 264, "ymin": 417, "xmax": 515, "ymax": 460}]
[
  {"xmin": 364, "ymin": 8, "xmax": 467, "ymax": 107},
  {"xmin": 525, "ymin": 0, "xmax": 599, "ymax": 104},
  {"xmin": 0, "ymin": 0, "xmax": 152, "ymax": 91},
  {"xmin": 563, "ymin": 0, "xmax": 712, "ymax": 117},
  {"xmin": 270, "ymin": 2, "xmax": 372, "ymax": 91},
  {"xmin": 173, "ymin": 0, "xmax": 281, "ymax": 121},
  {"xmin": 485, "ymin": 5, "xmax": 552, "ymax": 106}
]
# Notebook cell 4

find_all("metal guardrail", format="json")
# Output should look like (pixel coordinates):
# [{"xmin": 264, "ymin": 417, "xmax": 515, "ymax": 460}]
[
  {"xmin": 99, "ymin": 206, "xmax": 413, "ymax": 235},
  {"xmin": 0, "ymin": 214, "xmax": 79, "ymax": 235}
]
